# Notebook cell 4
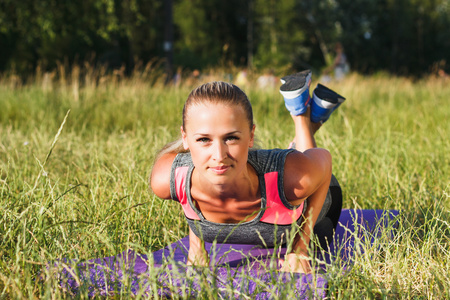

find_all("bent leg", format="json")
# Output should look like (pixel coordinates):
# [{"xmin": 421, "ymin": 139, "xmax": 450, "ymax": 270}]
[{"xmin": 313, "ymin": 175, "xmax": 343, "ymax": 249}]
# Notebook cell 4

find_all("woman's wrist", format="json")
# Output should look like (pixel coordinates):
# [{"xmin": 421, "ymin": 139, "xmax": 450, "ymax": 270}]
[
  {"xmin": 285, "ymin": 250, "xmax": 309, "ymax": 261},
  {"xmin": 188, "ymin": 229, "xmax": 209, "ymax": 266},
  {"xmin": 187, "ymin": 247, "xmax": 209, "ymax": 266}
]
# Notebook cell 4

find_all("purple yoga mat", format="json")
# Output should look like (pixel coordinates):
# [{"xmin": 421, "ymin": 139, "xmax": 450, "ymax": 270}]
[{"xmin": 53, "ymin": 209, "xmax": 399, "ymax": 298}]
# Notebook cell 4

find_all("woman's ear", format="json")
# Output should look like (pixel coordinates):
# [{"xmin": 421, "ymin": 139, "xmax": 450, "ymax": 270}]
[
  {"xmin": 249, "ymin": 124, "xmax": 256, "ymax": 148},
  {"xmin": 181, "ymin": 126, "xmax": 189, "ymax": 150}
]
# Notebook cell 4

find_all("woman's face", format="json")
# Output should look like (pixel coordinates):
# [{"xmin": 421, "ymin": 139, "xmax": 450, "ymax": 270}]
[{"xmin": 181, "ymin": 102, "xmax": 255, "ymax": 186}]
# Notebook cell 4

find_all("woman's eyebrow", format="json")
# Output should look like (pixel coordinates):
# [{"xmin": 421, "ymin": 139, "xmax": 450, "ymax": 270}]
[
  {"xmin": 193, "ymin": 131, "xmax": 242, "ymax": 136},
  {"xmin": 193, "ymin": 133, "xmax": 210, "ymax": 137}
]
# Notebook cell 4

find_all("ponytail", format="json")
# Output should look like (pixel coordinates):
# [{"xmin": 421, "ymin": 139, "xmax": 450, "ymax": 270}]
[{"xmin": 154, "ymin": 138, "xmax": 189, "ymax": 162}]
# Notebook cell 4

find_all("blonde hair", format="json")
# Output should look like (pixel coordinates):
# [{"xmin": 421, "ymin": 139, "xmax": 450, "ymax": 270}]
[{"xmin": 182, "ymin": 81, "xmax": 254, "ymax": 131}]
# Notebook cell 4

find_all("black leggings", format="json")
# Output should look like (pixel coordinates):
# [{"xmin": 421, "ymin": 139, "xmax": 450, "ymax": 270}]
[{"xmin": 313, "ymin": 179, "xmax": 343, "ymax": 248}]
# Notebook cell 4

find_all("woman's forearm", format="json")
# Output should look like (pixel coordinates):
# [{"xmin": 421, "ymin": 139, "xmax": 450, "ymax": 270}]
[{"xmin": 187, "ymin": 228, "xmax": 209, "ymax": 266}]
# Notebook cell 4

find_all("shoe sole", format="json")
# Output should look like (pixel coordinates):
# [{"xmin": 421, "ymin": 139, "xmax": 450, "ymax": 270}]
[
  {"xmin": 314, "ymin": 83, "xmax": 345, "ymax": 104},
  {"xmin": 280, "ymin": 70, "xmax": 312, "ymax": 93}
]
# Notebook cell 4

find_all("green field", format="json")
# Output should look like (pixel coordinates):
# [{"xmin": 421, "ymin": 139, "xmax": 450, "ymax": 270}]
[{"xmin": 1, "ymin": 69, "xmax": 449, "ymax": 298}]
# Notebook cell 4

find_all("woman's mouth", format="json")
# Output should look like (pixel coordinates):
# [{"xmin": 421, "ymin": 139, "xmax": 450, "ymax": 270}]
[{"xmin": 209, "ymin": 165, "xmax": 230, "ymax": 175}]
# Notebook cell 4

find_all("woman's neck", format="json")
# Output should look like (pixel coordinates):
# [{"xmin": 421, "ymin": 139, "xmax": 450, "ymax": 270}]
[{"xmin": 190, "ymin": 163, "xmax": 261, "ymax": 223}]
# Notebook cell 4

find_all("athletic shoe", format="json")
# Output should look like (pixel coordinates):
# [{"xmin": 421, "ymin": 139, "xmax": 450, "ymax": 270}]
[
  {"xmin": 279, "ymin": 70, "xmax": 312, "ymax": 116},
  {"xmin": 310, "ymin": 83, "xmax": 346, "ymax": 123}
]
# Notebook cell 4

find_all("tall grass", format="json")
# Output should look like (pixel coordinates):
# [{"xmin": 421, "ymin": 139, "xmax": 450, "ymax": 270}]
[{"xmin": 0, "ymin": 66, "xmax": 449, "ymax": 298}]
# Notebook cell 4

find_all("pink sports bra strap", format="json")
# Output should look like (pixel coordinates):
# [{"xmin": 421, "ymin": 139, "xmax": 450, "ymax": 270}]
[
  {"xmin": 260, "ymin": 172, "xmax": 304, "ymax": 225},
  {"xmin": 174, "ymin": 166, "xmax": 200, "ymax": 220}
]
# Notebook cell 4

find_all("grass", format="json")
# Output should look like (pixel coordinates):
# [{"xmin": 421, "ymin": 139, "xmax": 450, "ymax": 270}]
[{"xmin": 0, "ymin": 66, "xmax": 449, "ymax": 298}]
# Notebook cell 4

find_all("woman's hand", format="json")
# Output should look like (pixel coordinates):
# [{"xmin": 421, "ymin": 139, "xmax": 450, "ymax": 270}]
[
  {"xmin": 187, "ymin": 247, "xmax": 209, "ymax": 267},
  {"xmin": 278, "ymin": 252, "xmax": 312, "ymax": 273}
]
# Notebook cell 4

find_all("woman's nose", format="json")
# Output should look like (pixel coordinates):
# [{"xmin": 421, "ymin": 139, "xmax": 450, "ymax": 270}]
[{"xmin": 212, "ymin": 141, "xmax": 227, "ymax": 161}]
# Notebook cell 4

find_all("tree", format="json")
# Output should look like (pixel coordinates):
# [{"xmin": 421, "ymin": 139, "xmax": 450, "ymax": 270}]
[
  {"xmin": 173, "ymin": 0, "xmax": 248, "ymax": 69},
  {"xmin": 0, "ymin": 0, "xmax": 166, "ymax": 74},
  {"xmin": 1, "ymin": 0, "xmax": 449, "ymax": 76}
]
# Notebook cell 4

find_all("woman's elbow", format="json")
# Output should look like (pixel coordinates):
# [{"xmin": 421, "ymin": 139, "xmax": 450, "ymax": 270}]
[
  {"xmin": 149, "ymin": 171, "xmax": 171, "ymax": 199},
  {"xmin": 323, "ymin": 149, "xmax": 332, "ymax": 174},
  {"xmin": 149, "ymin": 154, "xmax": 174, "ymax": 199}
]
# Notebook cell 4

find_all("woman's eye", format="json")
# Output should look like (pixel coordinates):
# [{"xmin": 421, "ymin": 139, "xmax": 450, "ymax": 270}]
[
  {"xmin": 196, "ymin": 137, "xmax": 210, "ymax": 143},
  {"xmin": 226, "ymin": 136, "xmax": 239, "ymax": 142}
]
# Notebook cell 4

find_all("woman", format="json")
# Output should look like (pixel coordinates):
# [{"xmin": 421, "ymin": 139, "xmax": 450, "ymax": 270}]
[
  {"xmin": 323, "ymin": 42, "xmax": 350, "ymax": 81},
  {"xmin": 150, "ymin": 70, "xmax": 343, "ymax": 273}
]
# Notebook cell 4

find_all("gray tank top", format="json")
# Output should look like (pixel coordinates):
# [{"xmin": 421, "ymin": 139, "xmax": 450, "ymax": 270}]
[{"xmin": 169, "ymin": 149, "xmax": 332, "ymax": 247}]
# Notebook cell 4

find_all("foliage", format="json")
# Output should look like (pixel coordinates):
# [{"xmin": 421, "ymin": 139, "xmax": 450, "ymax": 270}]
[
  {"xmin": 338, "ymin": 0, "xmax": 450, "ymax": 74},
  {"xmin": 1, "ymin": 0, "xmax": 450, "ymax": 76},
  {"xmin": 0, "ymin": 0, "xmax": 165, "ymax": 74}
]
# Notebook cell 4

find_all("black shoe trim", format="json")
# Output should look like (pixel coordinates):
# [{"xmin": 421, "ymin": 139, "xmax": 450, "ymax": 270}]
[{"xmin": 314, "ymin": 83, "xmax": 345, "ymax": 104}]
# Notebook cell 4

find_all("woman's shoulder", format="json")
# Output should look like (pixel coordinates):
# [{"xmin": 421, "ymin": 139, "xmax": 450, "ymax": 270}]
[
  {"xmin": 249, "ymin": 148, "xmax": 293, "ymax": 158},
  {"xmin": 283, "ymin": 147, "xmax": 332, "ymax": 202},
  {"xmin": 248, "ymin": 148, "xmax": 294, "ymax": 173},
  {"xmin": 173, "ymin": 151, "xmax": 193, "ymax": 166}
]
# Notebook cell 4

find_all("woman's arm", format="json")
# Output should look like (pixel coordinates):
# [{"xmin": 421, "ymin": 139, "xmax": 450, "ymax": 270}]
[
  {"xmin": 281, "ymin": 149, "xmax": 332, "ymax": 273},
  {"xmin": 149, "ymin": 152, "xmax": 177, "ymax": 199},
  {"xmin": 284, "ymin": 111, "xmax": 332, "ymax": 204},
  {"xmin": 151, "ymin": 152, "xmax": 210, "ymax": 266},
  {"xmin": 187, "ymin": 228, "xmax": 209, "ymax": 266},
  {"xmin": 323, "ymin": 52, "xmax": 343, "ymax": 74},
  {"xmin": 280, "ymin": 111, "xmax": 333, "ymax": 273},
  {"xmin": 284, "ymin": 148, "xmax": 332, "ymax": 204}
]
